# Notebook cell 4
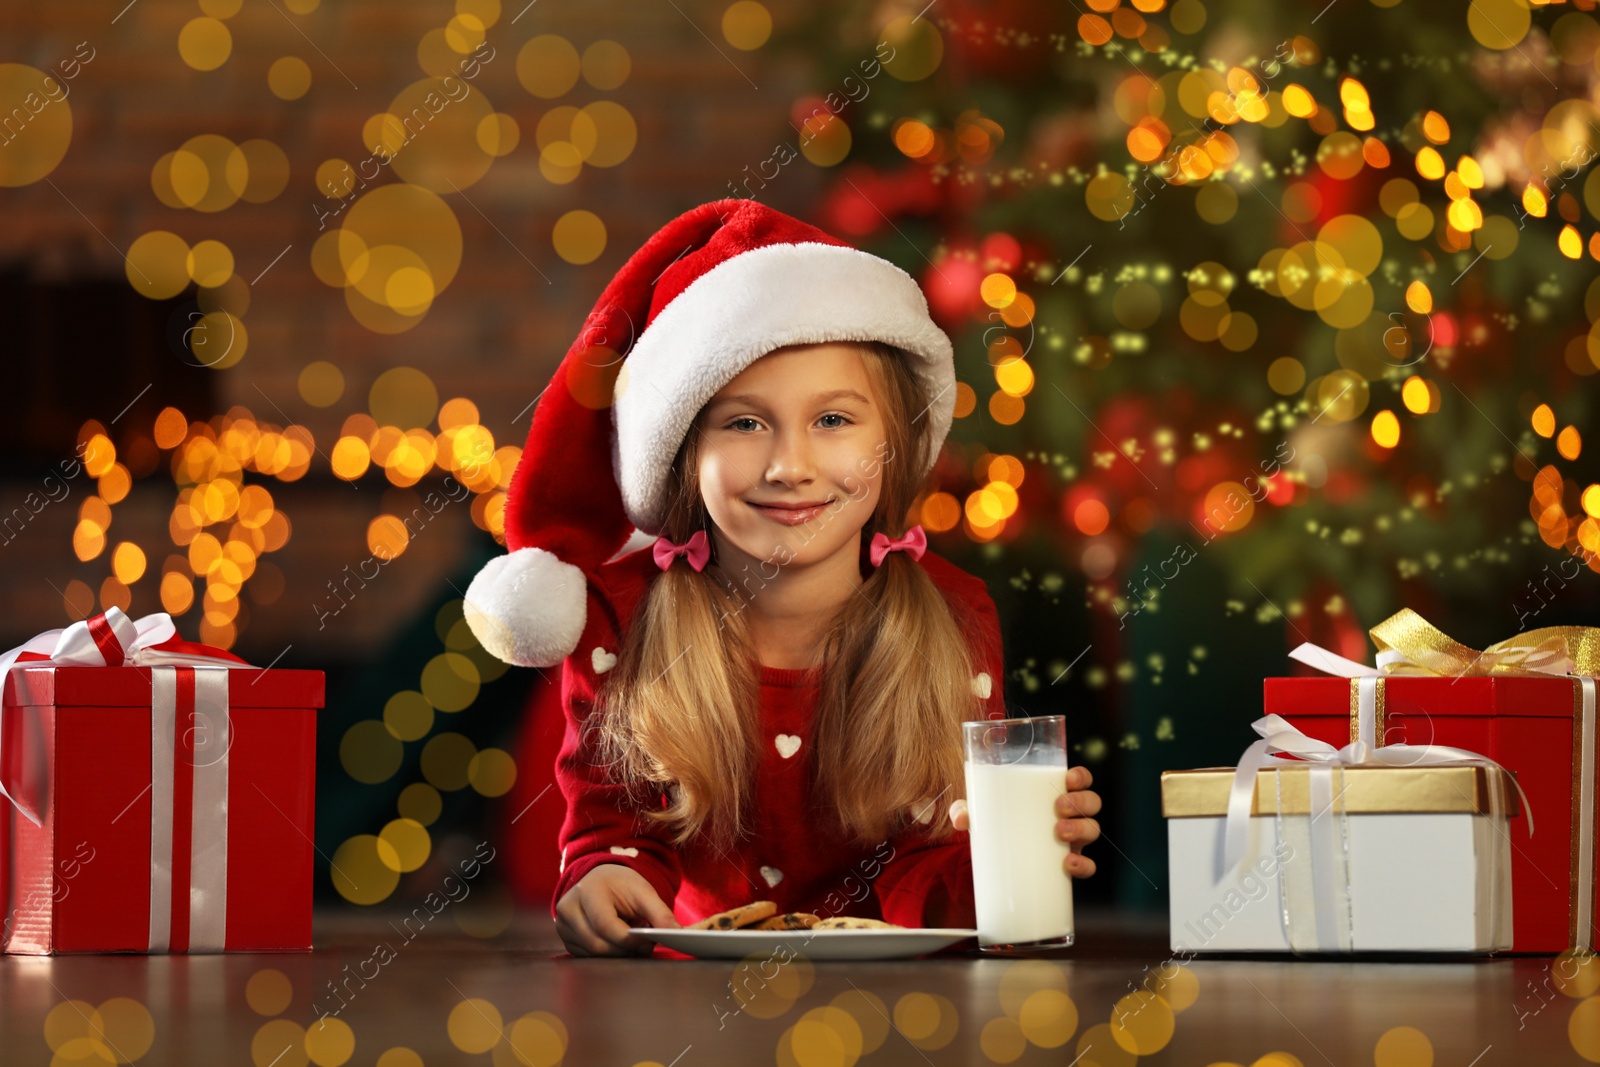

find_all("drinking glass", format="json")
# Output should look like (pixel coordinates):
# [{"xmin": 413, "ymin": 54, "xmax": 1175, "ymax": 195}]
[{"xmin": 962, "ymin": 715, "xmax": 1074, "ymax": 950}]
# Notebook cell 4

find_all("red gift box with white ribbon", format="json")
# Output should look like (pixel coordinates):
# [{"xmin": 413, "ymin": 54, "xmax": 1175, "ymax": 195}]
[
  {"xmin": 1266, "ymin": 609, "xmax": 1600, "ymax": 954},
  {"xmin": 0, "ymin": 608, "xmax": 321, "ymax": 954}
]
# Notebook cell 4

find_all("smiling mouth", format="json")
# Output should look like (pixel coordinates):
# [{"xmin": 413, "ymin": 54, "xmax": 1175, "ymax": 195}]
[{"xmin": 747, "ymin": 499, "xmax": 835, "ymax": 523}]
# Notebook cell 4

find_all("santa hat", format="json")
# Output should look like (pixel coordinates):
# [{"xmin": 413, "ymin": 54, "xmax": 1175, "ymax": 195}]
[{"xmin": 464, "ymin": 197, "xmax": 957, "ymax": 668}]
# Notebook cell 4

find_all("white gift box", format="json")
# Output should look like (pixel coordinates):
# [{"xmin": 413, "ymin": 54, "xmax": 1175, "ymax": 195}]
[{"xmin": 1161, "ymin": 764, "xmax": 1518, "ymax": 954}]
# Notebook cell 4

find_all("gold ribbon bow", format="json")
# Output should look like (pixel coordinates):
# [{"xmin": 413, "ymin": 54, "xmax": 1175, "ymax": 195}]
[{"xmin": 1369, "ymin": 608, "xmax": 1600, "ymax": 679}]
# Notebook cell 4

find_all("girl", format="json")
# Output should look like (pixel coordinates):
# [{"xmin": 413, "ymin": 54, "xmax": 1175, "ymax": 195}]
[{"xmin": 463, "ymin": 199, "xmax": 1101, "ymax": 957}]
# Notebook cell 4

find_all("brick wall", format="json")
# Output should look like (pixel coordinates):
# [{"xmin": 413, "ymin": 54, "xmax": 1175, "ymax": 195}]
[{"xmin": 0, "ymin": 0, "xmax": 843, "ymax": 659}]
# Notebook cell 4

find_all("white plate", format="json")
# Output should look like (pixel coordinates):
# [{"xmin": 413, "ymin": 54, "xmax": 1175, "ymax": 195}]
[{"xmin": 629, "ymin": 927, "xmax": 977, "ymax": 961}]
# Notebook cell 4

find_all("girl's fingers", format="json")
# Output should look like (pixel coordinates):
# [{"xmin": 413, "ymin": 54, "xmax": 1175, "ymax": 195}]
[
  {"xmin": 582, "ymin": 893, "xmax": 651, "ymax": 956},
  {"xmin": 555, "ymin": 901, "xmax": 606, "ymax": 957},
  {"xmin": 1056, "ymin": 788, "xmax": 1102, "ymax": 819},
  {"xmin": 579, "ymin": 895, "xmax": 646, "ymax": 959},
  {"xmin": 633, "ymin": 892, "xmax": 680, "ymax": 930},
  {"xmin": 615, "ymin": 884, "xmax": 678, "ymax": 958},
  {"xmin": 1056, "ymin": 811, "xmax": 1099, "ymax": 880},
  {"xmin": 948, "ymin": 798, "xmax": 969, "ymax": 831},
  {"xmin": 1068, "ymin": 765, "xmax": 1094, "ymax": 791}
]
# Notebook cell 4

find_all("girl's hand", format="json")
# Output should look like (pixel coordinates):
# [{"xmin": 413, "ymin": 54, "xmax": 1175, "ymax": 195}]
[
  {"xmin": 555, "ymin": 863, "xmax": 681, "ymax": 957},
  {"xmin": 949, "ymin": 765, "xmax": 1102, "ymax": 878}
]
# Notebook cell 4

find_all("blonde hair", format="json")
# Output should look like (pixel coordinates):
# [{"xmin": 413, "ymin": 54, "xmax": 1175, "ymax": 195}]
[{"xmin": 590, "ymin": 340, "xmax": 986, "ymax": 852}]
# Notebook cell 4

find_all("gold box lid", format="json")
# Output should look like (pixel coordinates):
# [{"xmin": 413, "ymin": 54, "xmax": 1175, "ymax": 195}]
[{"xmin": 1160, "ymin": 764, "xmax": 1521, "ymax": 819}]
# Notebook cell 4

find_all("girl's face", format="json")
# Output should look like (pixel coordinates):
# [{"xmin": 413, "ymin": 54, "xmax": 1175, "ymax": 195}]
[{"xmin": 696, "ymin": 343, "xmax": 889, "ymax": 575}]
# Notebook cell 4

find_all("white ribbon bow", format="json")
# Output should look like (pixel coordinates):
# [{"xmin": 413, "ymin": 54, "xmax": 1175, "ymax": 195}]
[{"xmin": 0, "ymin": 607, "xmax": 246, "ymax": 825}]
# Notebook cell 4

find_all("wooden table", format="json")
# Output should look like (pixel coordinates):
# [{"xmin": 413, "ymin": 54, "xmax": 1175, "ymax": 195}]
[{"xmin": 1, "ymin": 908, "xmax": 1591, "ymax": 1065}]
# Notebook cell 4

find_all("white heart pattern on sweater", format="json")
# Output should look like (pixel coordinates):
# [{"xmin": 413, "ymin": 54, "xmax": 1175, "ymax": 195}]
[
  {"xmin": 775, "ymin": 734, "xmax": 802, "ymax": 759},
  {"xmin": 592, "ymin": 647, "xmax": 618, "ymax": 674},
  {"xmin": 971, "ymin": 672, "xmax": 992, "ymax": 699},
  {"xmin": 609, "ymin": 846, "xmax": 638, "ymax": 857},
  {"xmin": 760, "ymin": 865, "xmax": 784, "ymax": 887}
]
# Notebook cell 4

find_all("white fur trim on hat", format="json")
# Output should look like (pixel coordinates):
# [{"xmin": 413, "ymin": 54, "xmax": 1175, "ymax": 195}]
[
  {"xmin": 611, "ymin": 241, "xmax": 956, "ymax": 533},
  {"xmin": 463, "ymin": 547, "xmax": 588, "ymax": 668}
]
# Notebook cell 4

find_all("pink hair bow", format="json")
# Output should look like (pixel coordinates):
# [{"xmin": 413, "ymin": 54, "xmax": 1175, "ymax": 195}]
[
  {"xmin": 869, "ymin": 525, "xmax": 927, "ymax": 568},
  {"xmin": 652, "ymin": 529, "xmax": 711, "ymax": 572}
]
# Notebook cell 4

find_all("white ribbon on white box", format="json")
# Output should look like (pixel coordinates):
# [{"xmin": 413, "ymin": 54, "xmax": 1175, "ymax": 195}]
[{"xmin": 1224, "ymin": 690, "xmax": 1535, "ymax": 951}]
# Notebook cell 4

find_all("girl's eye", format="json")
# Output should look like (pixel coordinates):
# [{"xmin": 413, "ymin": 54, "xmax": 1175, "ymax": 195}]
[{"xmin": 725, "ymin": 414, "xmax": 853, "ymax": 431}]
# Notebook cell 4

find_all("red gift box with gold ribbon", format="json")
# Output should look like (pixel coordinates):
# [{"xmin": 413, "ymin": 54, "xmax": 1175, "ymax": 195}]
[
  {"xmin": 0, "ymin": 608, "xmax": 321, "ymax": 954},
  {"xmin": 1266, "ymin": 608, "xmax": 1600, "ymax": 954}
]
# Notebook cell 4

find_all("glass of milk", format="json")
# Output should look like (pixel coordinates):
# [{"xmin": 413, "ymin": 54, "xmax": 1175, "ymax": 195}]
[{"xmin": 962, "ymin": 715, "xmax": 1074, "ymax": 951}]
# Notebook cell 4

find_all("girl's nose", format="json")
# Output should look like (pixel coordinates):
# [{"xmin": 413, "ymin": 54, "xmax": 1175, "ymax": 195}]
[{"xmin": 764, "ymin": 427, "xmax": 816, "ymax": 485}]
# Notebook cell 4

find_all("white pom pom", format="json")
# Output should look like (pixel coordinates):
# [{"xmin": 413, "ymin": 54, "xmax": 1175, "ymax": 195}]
[{"xmin": 463, "ymin": 547, "xmax": 588, "ymax": 667}]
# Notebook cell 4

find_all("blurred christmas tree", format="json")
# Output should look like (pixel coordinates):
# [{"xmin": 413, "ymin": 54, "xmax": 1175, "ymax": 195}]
[
  {"xmin": 773, "ymin": 0, "xmax": 1600, "ymax": 680},
  {"xmin": 777, "ymin": 0, "xmax": 1600, "ymax": 906}
]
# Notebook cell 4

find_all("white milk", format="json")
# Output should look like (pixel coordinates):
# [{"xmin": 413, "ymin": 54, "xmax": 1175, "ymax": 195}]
[{"xmin": 964, "ymin": 762, "xmax": 1074, "ymax": 947}]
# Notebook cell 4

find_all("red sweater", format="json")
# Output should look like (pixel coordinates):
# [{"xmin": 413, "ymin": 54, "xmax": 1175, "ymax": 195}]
[{"xmin": 548, "ymin": 545, "xmax": 1007, "ymax": 928}]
